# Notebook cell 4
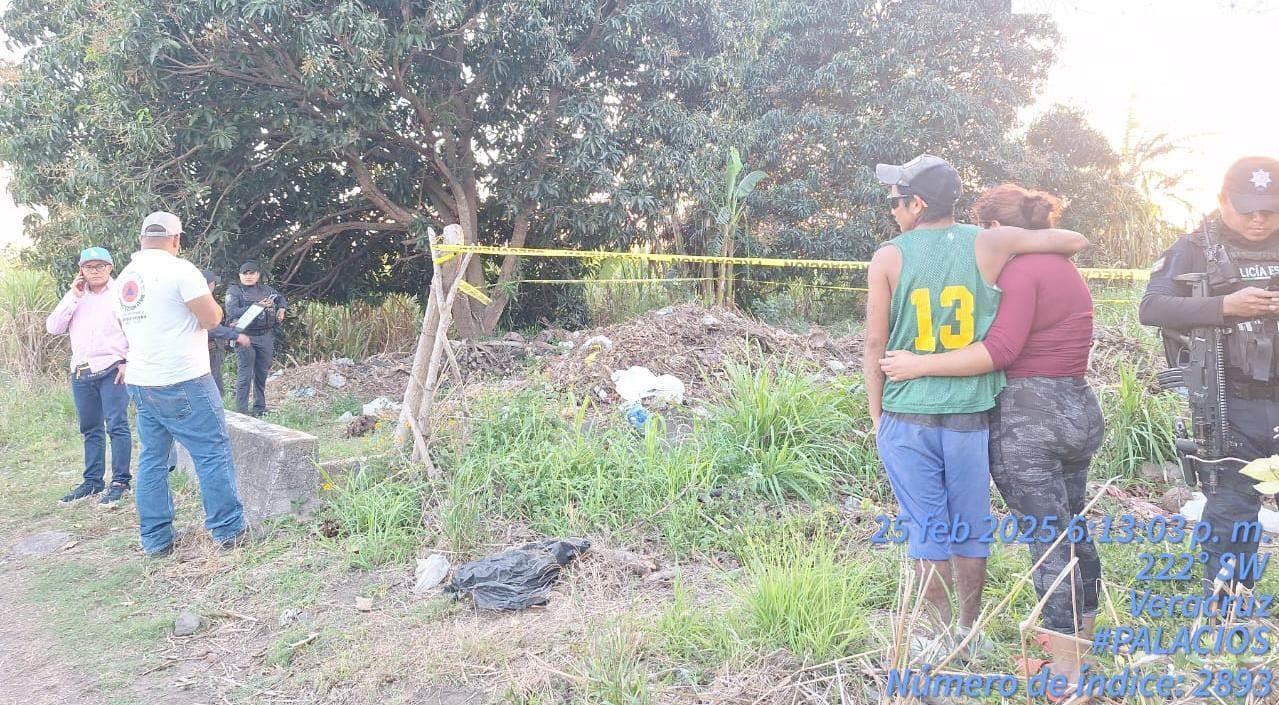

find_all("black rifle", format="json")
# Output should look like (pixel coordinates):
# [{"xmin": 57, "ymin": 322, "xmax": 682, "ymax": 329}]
[{"xmin": 1156, "ymin": 273, "xmax": 1233, "ymax": 494}]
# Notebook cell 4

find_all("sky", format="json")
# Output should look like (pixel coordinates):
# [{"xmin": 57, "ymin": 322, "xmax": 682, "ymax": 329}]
[
  {"xmin": 0, "ymin": 1, "xmax": 1276, "ymax": 248},
  {"xmin": 1028, "ymin": 0, "xmax": 1279, "ymax": 228}
]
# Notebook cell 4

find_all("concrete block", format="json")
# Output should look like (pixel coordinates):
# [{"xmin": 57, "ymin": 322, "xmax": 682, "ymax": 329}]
[{"xmin": 175, "ymin": 411, "xmax": 321, "ymax": 525}]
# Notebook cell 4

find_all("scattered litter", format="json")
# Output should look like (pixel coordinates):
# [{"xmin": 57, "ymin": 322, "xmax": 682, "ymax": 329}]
[
  {"xmin": 826, "ymin": 360, "xmax": 847, "ymax": 373},
  {"xmin": 701, "ymin": 314, "xmax": 720, "ymax": 328},
  {"xmin": 445, "ymin": 538, "xmax": 591, "ymax": 611},
  {"xmin": 612, "ymin": 366, "xmax": 685, "ymax": 406},
  {"xmin": 656, "ymin": 306, "xmax": 674, "ymax": 316},
  {"xmin": 362, "ymin": 397, "xmax": 401, "ymax": 417},
  {"xmin": 333, "ymin": 357, "xmax": 355, "ymax": 367},
  {"xmin": 287, "ymin": 386, "xmax": 317, "ymax": 399},
  {"xmin": 547, "ymin": 305, "xmax": 862, "ymax": 403},
  {"xmin": 1178, "ymin": 492, "xmax": 1206, "ymax": 521},
  {"xmin": 1264, "ymin": 507, "xmax": 1279, "ymax": 534},
  {"xmin": 354, "ymin": 597, "xmax": 374, "ymax": 612},
  {"xmin": 339, "ymin": 411, "xmax": 354, "ymax": 422},
  {"xmin": 622, "ymin": 402, "xmax": 650, "ymax": 430},
  {"xmin": 414, "ymin": 554, "xmax": 451, "ymax": 594},
  {"xmin": 558, "ymin": 341, "xmax": 575, "ymax": 350},
  {"xmin": 326, "ymin": 372, "xmax": 348, "ymax": 389},
  {"xmin": 582, "ymin": 335, "xmax": 614, "ymax": 351},
  {"xmin": 174, "ymin": 611, "xmax": 201, "ymax": 637},
  {"xmin": 267, "ymin": 371, "xmax": 283, "ymax": 382}
]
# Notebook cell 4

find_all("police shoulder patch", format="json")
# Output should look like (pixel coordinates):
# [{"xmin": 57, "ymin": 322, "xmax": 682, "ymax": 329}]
[{"xmin": 1151, "ymin": 256, "xmax": 1167, "ymax": 274}]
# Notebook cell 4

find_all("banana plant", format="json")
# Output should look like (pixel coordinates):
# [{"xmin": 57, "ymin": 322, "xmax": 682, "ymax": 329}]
[{"xmin": 712, "ymin": 147, "xmax": 767, "ymax": 307}]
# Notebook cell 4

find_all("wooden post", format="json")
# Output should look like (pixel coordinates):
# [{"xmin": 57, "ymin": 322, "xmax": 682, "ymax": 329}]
[{"xmin": 395, "ymin": 224, "xmax": 465, "ymax": 449}]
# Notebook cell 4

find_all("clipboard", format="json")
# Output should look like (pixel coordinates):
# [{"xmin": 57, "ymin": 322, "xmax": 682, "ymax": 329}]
[{"xmin": 233, "ymin": 303, "xmax": 265, "ymax": 331}]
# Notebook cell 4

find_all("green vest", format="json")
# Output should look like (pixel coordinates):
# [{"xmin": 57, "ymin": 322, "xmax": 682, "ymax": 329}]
[{"xmin": 882, "ymin": 223, "xmax": 1005, "ymax": 414}]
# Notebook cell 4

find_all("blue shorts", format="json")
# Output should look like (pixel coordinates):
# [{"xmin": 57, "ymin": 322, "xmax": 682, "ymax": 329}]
[{"xmin": 876, "ymin": 412, "xmax": 991, "ymax": 561}]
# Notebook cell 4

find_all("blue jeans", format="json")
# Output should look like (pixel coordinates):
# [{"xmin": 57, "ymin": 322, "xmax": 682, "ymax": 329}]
[
  {"xmin": 70, "ymin": 363, "xmax": 132, "ymax": 488},
  {"xmin": 127, "ymin": 374, "xmax": 245, "ymax": 553}
]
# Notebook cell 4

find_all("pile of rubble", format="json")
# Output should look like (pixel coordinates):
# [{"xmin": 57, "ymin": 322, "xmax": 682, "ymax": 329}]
[
  {"xmin": 546, "ymin": 304, "xmax": 862, "ymax": 403},
  {"xmin": 268, "ymin": 304, "xmax": 863, "ymax": 410}
]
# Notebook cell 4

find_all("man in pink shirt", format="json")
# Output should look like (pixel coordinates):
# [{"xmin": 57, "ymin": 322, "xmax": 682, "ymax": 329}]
[{"xmin": 46, "ymin": 247, "xmax": 132, "ymax": 506}]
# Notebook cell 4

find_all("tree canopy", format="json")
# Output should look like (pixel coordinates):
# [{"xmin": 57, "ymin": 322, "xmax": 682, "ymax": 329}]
[{"xmin": 0, "ymin": 0, "xmax": 1173, "ymax": 328}]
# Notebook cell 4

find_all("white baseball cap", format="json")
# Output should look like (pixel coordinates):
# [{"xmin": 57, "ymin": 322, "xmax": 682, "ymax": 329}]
[{"xmin": 140, "ymin": 211, "xmax": 182, "ymax": 238}]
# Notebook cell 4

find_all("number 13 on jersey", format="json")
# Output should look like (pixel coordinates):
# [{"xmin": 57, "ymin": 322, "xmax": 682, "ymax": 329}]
[{"xmin": 908, "ymin": 285, "xmax": 975, "ymax": 352}]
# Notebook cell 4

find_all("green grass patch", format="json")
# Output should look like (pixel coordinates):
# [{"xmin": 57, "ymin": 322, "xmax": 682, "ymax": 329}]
[
  {"xmin": 1098, "ymin": 361, "xmax": 1178, "ymax": 478},
  {"xmin": 323, "ymin": 461, "xmax": 426, "ymax": 569}
]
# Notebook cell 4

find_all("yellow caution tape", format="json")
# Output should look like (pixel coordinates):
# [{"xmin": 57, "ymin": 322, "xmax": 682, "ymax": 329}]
[
  {"xmin": 490, "ymin": 276, "xmax": 716, "ymax": 288},
  {"xmin": 456, "ymin": 280, "xmax": 492, "ymax": 305},
  {"xmin": 1077, "ymin": 268, "xmax": 1151, "ymax": 281},
  {"xmin": 432, "ymin": 243, "xmax": 870, "ymax": 270},
  {"xmin": 432, "ymin": 243, "xmax": 1152, "ymax": 280},
  {"xmin": 432, "ymin": 253, "xmax": 457, "ymax": 265}
]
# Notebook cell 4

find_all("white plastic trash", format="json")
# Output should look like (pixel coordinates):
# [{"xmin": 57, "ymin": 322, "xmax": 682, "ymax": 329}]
[
  {"xmin": 611, "ymin": 366, "xmax": 685, "ymax": 406},
  {"xmin": 1178, "ymin": 492, "xmax": 1206, "ymax": 521},
  {"xmin": 414, "ymin": 554, "xmax": 451, "ymax": 593}
]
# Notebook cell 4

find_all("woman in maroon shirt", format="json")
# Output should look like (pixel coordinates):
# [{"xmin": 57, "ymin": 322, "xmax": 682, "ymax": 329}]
[{"xmin": 880, "ymin": 184, "xmax": 1103, "ymax": 691}]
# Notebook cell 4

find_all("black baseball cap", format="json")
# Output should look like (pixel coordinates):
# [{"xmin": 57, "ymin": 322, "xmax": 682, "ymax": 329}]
[
  {"xmin": 875, "ymin": 154, "xmax": 962, "ymax": 209},
  {"xmin": 239, "ymin": 260, "xmax": 260, "ymax": 274},
  {"xmin": 202, "ymin": 269, "xmax": 221, "ymax": 286},
  {"xmin": 1224, "ymin": 156, "xmax": 1279, "ymax": 213}
]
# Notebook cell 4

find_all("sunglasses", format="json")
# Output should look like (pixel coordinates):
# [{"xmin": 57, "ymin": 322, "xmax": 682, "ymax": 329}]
[
  {"xmin": 80, "ymin": 263, "xmax": 111, "ymax": 272},
  {"xmin": 888, "ymin": 194, "xmax": 915, "ymax": 210}
]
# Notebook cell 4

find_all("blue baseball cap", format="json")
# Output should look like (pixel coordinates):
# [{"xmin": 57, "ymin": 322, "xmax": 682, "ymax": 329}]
[{"xmin": 78, "ymin": 247, "xmax": 113, "ymax": 266}]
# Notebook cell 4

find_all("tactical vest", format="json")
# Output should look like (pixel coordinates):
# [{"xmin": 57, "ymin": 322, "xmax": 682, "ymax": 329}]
[{"xmin": 1190, "ymin": 219, "xmax": 1279, "ymax": 382}]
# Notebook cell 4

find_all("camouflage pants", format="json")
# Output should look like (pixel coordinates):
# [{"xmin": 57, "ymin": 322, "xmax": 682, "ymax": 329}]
[{"xmin": 990, "ymin": 376, "xmax": 1104, "ymax": 634}]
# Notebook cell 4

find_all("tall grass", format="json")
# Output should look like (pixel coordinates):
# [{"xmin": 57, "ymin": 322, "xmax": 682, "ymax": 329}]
[
  {"xmin": 573, "ymin": 626, "xmax": 654, "ymax": 705},
  {"xmin": 1097, "ymin": 361, "xmax": 1178, "ymax": 477},
  {"xmin": 0, "ymin": 265, "xmax": 66, "ymax": 377},
  {"xmin": 582, "ymin": 250, "xmax": 694, "ymax": 327},
  {"xmin": 323, "ymin": 463, "xmax": 426, "ymax": 569},
  {"xmin": 737, "ymin": 527, "xmax": 880, "ymax": 661},
  {"xmin": 291, "ymin": 293, "xmax": 421, "ymax": 361},
  {"xmin": 707, "ymin": 362, "xmax": 882, "ymax": 501}
]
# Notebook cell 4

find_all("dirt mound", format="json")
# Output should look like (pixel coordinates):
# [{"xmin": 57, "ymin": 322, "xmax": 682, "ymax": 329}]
[
  {"xmin": 547, "ymin": 304, "xmax": 862, "ymax": 403},
  {"xmin": 267, "ymin": 352, "xmax": 414, "ymax": 407}
]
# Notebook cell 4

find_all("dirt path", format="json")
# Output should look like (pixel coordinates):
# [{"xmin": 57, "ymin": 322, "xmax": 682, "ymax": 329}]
[{"xmin": 0, "ymin": 559, "xmax": 104, "ymax": 705}]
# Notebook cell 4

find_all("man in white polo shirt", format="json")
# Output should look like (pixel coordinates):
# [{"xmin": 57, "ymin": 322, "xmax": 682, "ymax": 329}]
[{"xmin": 115, "ymin": 211, "xmax": 246, "ymax": 556}]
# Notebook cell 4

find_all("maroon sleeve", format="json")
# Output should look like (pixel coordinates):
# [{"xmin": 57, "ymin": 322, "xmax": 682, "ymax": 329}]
[{"xmin": 983, "ymin": 258, "xmax": 1039, "ymax": 370}]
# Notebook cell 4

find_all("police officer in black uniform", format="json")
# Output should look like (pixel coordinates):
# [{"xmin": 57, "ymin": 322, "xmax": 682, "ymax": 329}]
[{"xmin": 1141, "ymin": 156, "xmax": 1279, "ymax": 593}]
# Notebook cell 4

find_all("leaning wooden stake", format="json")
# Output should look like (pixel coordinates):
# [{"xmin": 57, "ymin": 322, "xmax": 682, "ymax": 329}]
[
  {"xmin": 392, "ymin": 225, "xmax": 474, "ymax": 469},
  {"xmin": 396, "ymin": 225, "xmax": 464, "ymax": 447}
]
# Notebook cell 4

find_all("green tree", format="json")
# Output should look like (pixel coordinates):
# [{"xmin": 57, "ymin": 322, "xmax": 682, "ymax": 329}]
[
  {"xmin": 0, "ymin": 0, "xmax": 728, "ymax": 331},
  {"xmin": 707, "ymin": 0, "xmax": 1059, "ymax": 266},
  {"xmin": 1015, "ymin": 106, "xmax": 1182, "ymax": 267}
]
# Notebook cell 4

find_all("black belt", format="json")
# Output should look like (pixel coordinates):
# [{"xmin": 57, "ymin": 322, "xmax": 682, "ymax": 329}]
[{"xmin": 1228, "ymin": 379, "xmax": 1279, "ymax": 401}]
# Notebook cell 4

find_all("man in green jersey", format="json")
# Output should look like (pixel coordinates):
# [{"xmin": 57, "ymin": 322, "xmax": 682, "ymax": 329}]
[{"xmin": 864, "ymin": 155, "xmax": 1089, "ymax": 645}]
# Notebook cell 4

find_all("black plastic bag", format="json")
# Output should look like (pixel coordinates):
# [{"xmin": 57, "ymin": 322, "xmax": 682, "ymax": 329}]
[{"xmin": 445, "ymin": 538, "xmax": 591, "ymax": 610}]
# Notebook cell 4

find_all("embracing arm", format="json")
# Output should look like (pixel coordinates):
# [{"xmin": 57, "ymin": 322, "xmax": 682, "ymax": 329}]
[
  {"xmin": 976, "ymin": 226, "xmax": 1088, "ymax": 283},
  {"xmin": 881, "ymin": 259, "xmax": 1039, "ymax": 380}
]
